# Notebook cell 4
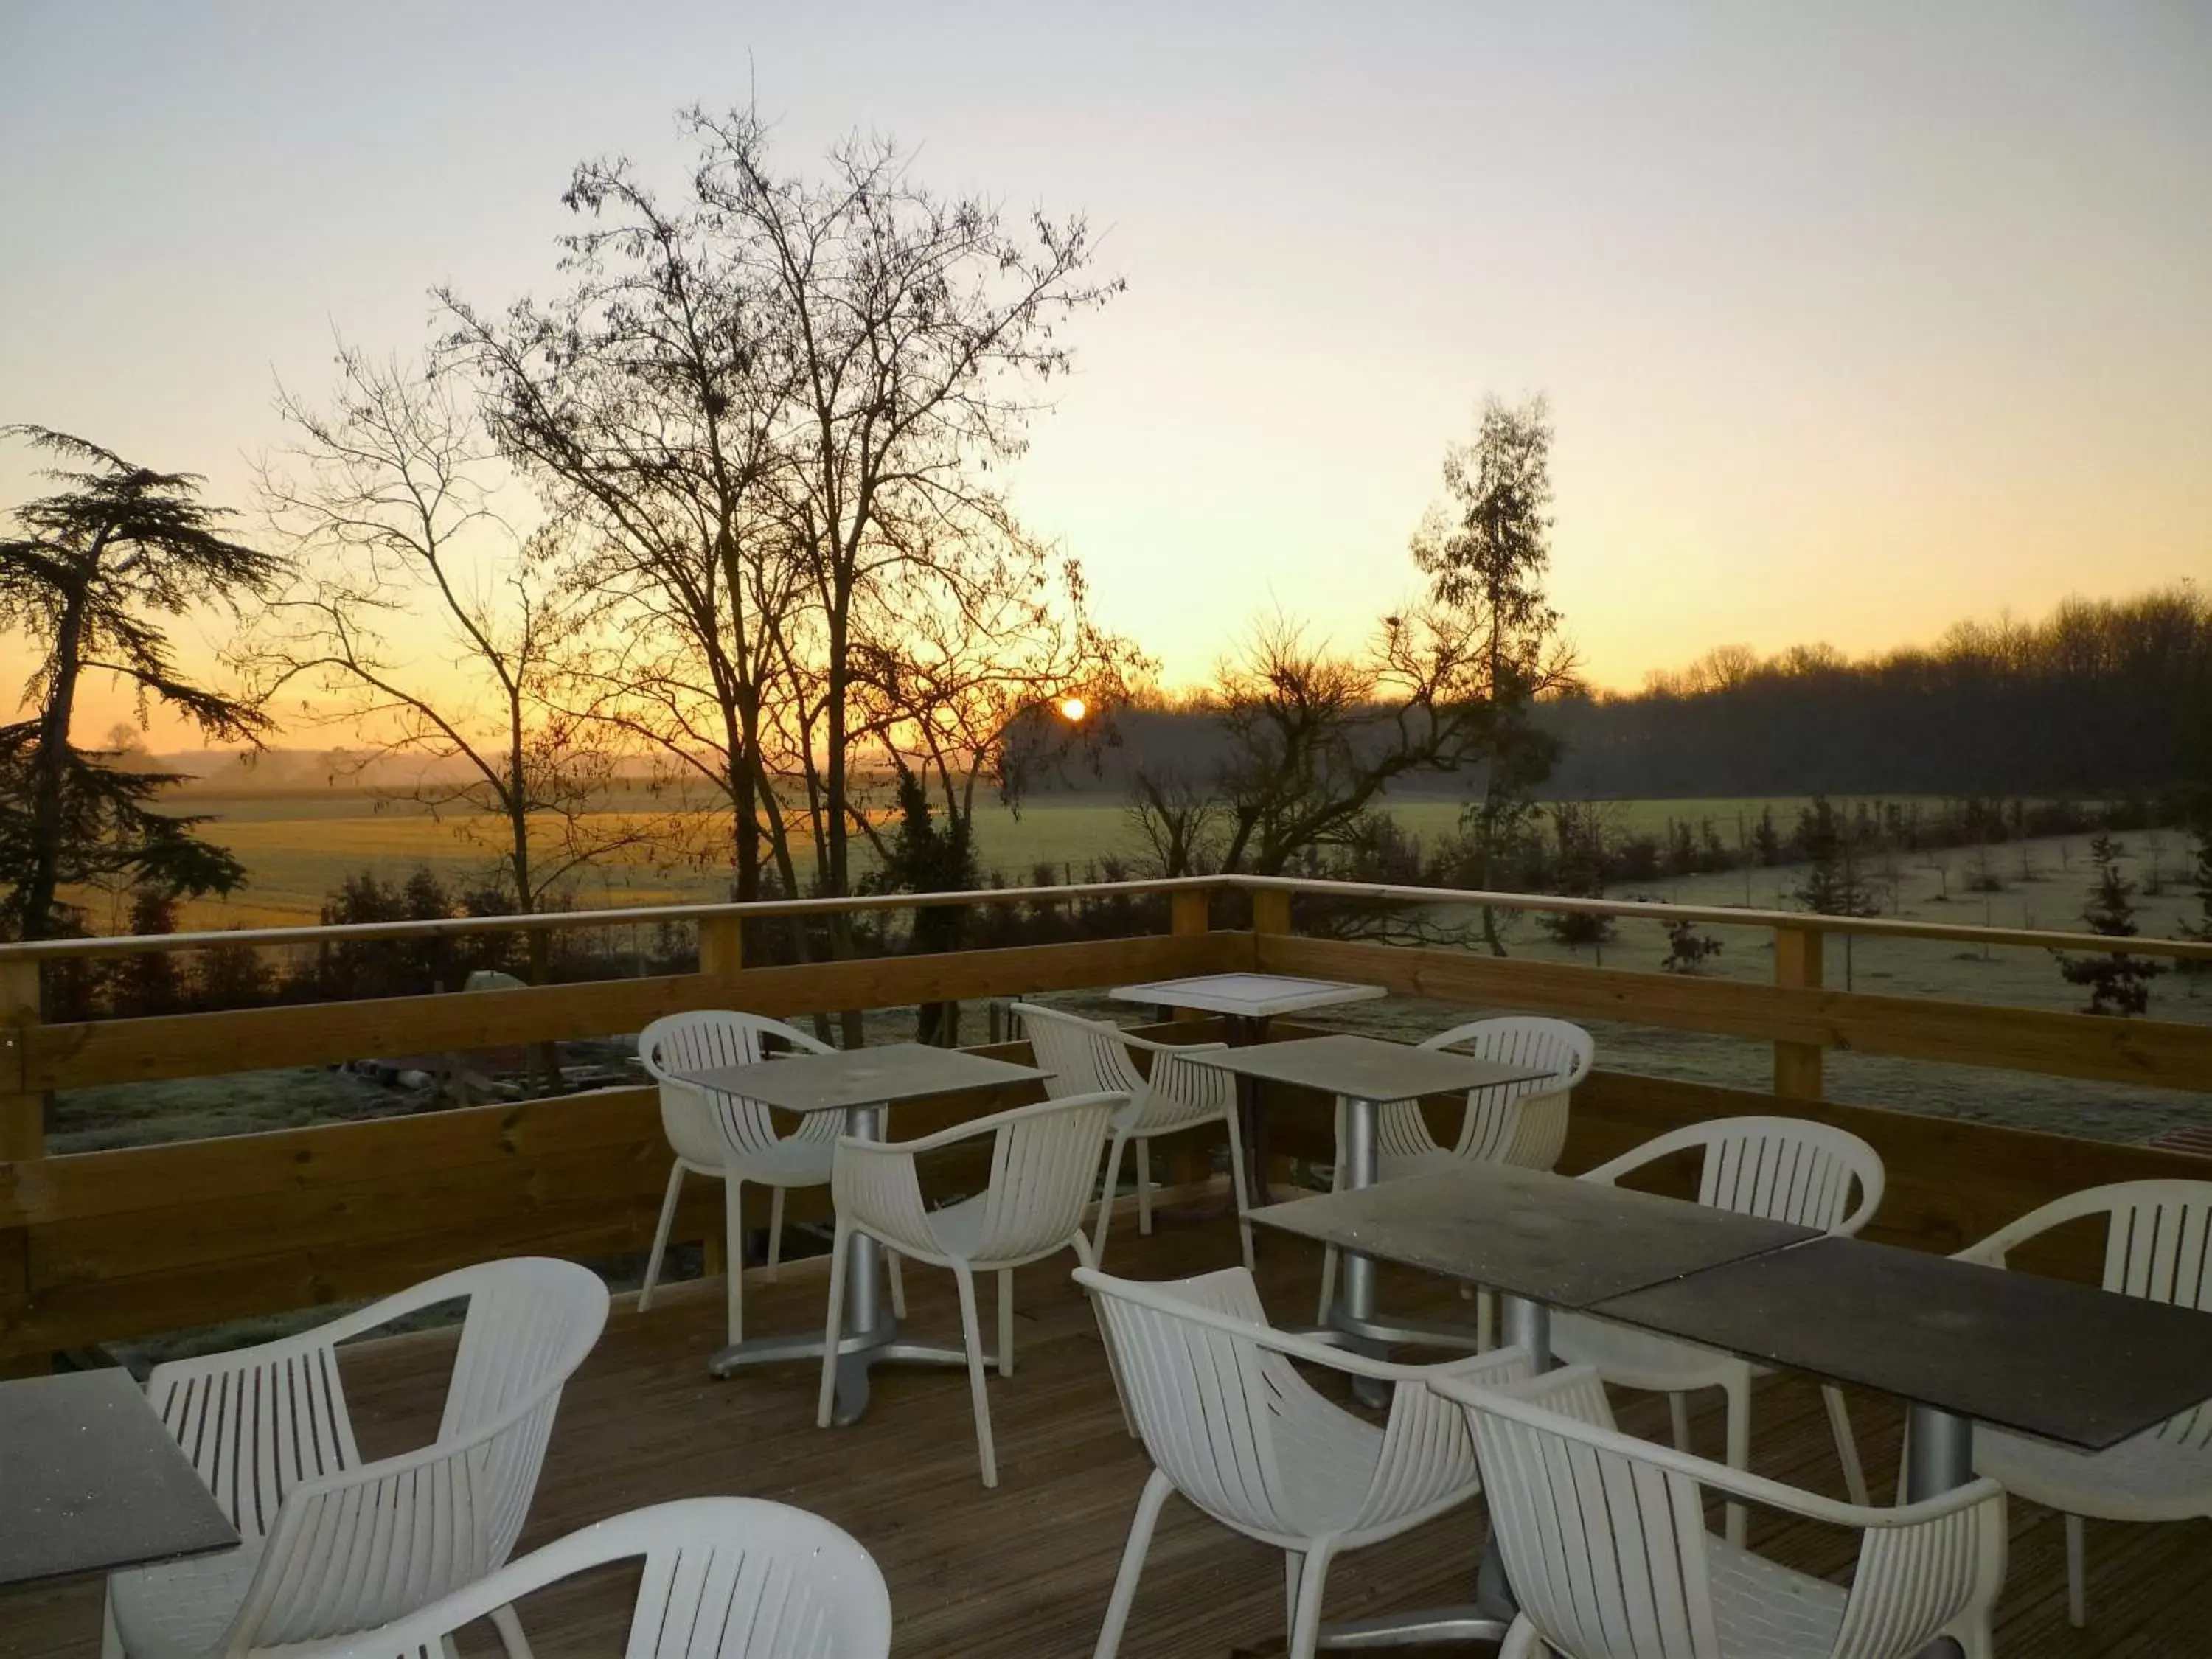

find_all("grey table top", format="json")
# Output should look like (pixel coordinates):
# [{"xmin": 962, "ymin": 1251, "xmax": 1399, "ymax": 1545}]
[
  {"xmin": 1253, "ymin": 1164, "xmax": 1818, "ymax": 1307},
  {"xmin": 0, "ymin": 1368, "xmax": 239, "ymax": 1588},
  {"xmin": 1183, "ymin": 1032, "xmax": 1557, "ymax": 1102},
  {"xmin": 1591, "ymin": 1235, "xmax": 2212, "ymax": 1451},
  {"xmin": 1109, "ymin": 973, "xmax": 1388, "ymax": 1020},
  {"xmin": 671, "ymin": 1042, "xmax": 1049, "ymax": 1115}
]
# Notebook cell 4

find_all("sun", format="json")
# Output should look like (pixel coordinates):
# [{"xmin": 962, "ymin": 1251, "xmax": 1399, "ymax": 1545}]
[{"xmin": 1057, "ymin": 695, "xmax": 1088, "ymax": 723}]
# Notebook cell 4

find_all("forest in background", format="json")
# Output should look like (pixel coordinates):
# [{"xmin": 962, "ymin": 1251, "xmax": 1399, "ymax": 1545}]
[{"xmin": 1060, "ymin": 585, "xmax": 2212, "ymax": 806}]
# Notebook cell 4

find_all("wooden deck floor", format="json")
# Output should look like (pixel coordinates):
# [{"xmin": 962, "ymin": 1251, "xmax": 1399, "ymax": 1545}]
[{"xmin": 5, "ymin": 1208, "xmax": 2208, "ymax": 1658}]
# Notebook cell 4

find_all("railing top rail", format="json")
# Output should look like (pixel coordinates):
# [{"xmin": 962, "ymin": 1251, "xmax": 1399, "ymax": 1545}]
[
  {"xmin": 0, "ymin": 877, "xmax": 1215, "ymax": 962},
  {"xmin": 1231, "ymin": 874, "xmax": 2212, "ymax": 962},
  {"xmin": 4, "ymin": 872, "xmax": 2208, "ymax": 965}
]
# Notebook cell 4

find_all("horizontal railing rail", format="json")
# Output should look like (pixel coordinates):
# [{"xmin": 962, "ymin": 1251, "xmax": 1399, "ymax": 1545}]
[{"xmin": 4, "ymin": 872, "xmax": 2208, "ymax": 962}]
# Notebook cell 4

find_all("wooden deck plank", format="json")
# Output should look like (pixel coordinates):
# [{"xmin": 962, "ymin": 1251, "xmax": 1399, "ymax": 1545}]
[{"xmin": 2, "ymin": 1211, "xmax": 2205, "ymax": 1658}]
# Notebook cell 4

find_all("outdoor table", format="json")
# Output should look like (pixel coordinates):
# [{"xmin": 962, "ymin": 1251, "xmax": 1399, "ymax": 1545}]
[
  {"xmin": 1590, "ymin": 1237, "xmax": 2212, "ymax": 1659},
  {"xmin": 1110, "ymin": 973, "xmax": 1388, "ymax": 1212},
  {"xmin": 1250, "ymin": 1161, "xmax": 1818, "ymax": 1651},
  {"xmin": 1195, "ymin": 1038, "xmax": 1563, "ymax": 1357},
  {"xmin": 674, "ymin": 1043, "xmax": 1048, "ymax": 1422},
  {"xmin": 0, "ymin": 1368, "xmax": 239, "ymax": 1589},
  {"xmin": 1109, "ymin": 971, "xmax": 1388, "ymax": 1040}
]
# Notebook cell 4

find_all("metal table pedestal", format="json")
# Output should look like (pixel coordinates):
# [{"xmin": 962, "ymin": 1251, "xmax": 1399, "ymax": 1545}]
[
  {"xmin": 706, "ymin": 1102, "xmax": 968, "ymax": 1421},
  {"xmin": 1316, "ymin": 1294, "xmax": 1549, "ymax": 1651}
]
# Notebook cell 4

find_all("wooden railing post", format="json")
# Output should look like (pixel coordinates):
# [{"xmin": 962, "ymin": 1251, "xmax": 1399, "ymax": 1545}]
[
  {"xmin": 1, "ymin": 959, "xmax": 41, "ymax": 1375},
  {"xmin": 1251, "ymin": 886, "xmax": 1291, "ymax": 942},
  {"xmin": 1, "ymin": 960, "xmax": 41, "ymax": 1162},
  {"xmin": 1773, "ymin": 924, "xmax": 1824, "ymax": 1099},
  {"xmin": 698, "ymin": 915, "xmax": 742, "ymax": 981},
  {"xmin": 1168, "ymin": 887, "xmax": 1211, "ymax": 1024},
  {"xmin": 692, "ymin": 916, "xmax": 743, "ymax": 1278}
]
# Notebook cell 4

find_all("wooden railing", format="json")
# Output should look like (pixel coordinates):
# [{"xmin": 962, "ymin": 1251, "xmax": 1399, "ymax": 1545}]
[{"xmin": 1, "ymin": 874, "xmax": 2208, "ymax": 1365}]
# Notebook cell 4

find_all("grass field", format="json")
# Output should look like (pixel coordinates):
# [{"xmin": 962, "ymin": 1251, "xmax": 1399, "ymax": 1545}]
[{"xmin": 150, "ymin": 787, "xmax": 1956, "ymax": 929}]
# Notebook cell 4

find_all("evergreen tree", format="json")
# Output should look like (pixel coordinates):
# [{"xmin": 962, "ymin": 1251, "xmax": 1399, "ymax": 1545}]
[
  {"xmin": 2171, "ymin": 819, "xmax": 2210, "ymax": 996},
  {"xmin": 1660, "ymin": 918, "xmax": 1724, "ymax": 975},
  {"xmin": 1792, "ymin": 796, "xmax": 1882, "ymax": 987},
  {"xmin": 1539, "ymin": 801, "xmax": 1615, "ymax": 953},
  {"xmin": 2056, "ymin": 834, "xmax": 2166, "ymax": 1015},
  {"xmin": 861, "ymin": 768, "xmax": 983, "ymax": 1045},
  {"xmin": 1, "ymin": 427, "xmax": 284, "ymax": 943},
  {"xmin": 192, "ymin": 932, "xmax": 274, "ymax": 1012},
  {"xmin": 1751, "ymin": 807, "xmax": 1783, "ymax": 867},
  {"xmin": 109, "ymin": 886, "xmax": 184, "ymax": 1016},
  {"xmin": 1413, "ymin": 395, "xmax": 1578, "ymax": 954}
]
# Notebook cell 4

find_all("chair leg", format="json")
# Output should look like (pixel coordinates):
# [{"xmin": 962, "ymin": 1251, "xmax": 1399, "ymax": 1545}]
[
  {"xmin": 766, "ymin": 1185, "xmax": 786, "ymax": 1282},
  {"xmin": 953, "ymin": 1264, "xmax": 998, "ymax": 1487},
  {"xmin": 998, "ymin": 1268, "xmax": 1015, "ymax": 1378},
  {"xmin": 638, "ymin": 1164, "xmax": 683, "ymax": 1312},
  {"xmin": 723, "ymin": 1177, "xmax": 746, "ymax": 1346},
  {"xmin": 1669, "ymin": 1391, "xmax": 1693, "ymax": 1453},
  {"xmin": 1722, "ymin": 1374, "xmax": 1751, "ymax": 1548},
  {"xmin": 1498, "ymin": 1617, "xmax": 1545, "ymax": 1659},
  {"xmin": 101, "ymin": 1590, "xmax": 121, "ymax": 1659},
  {"xmin": 1821, "ymin": 1383, "xmax": 1868, "ymax": 1506},
  {"xmin": 1288, "ymin": 1537, "xmax": 1341, "ymax": 1659},
  {"xmin": 489, "ymin": 1603, "xmax": 534, "ymax": 1659},
  {"xmin": 886, "ymin": 1250, "xmax": 908, "ymax": 1320},
  {"xmin": 1284, "ymin": 1551, "xmax": 1303, "ymax": 1642},
  {"xmin": 1093, "ymin": 1129, "xmax": 1130, "ymax": 1266},
  {"xmin": 1091, "ymin": 1470, "xmax": 1174, "ymax": 1658},
  {"xmin": 1220, "ymin": 1111, "xmax": 1256, "ymax": 1270},
  {"xmin": 815, "ymin": 1222, "xmax": 853, "ymax": 1429},
  {"xmin": 1135, "ymin": 1138, "xmax": 1153, "ymax": 1235},
  {"xmin": 1475, "ymin": 1287, "xmax": 1495, "ymax": 1352},
  {"xmin": 2065, "ymin": 1512, "xmax": 2087, "ymax": 1628}
]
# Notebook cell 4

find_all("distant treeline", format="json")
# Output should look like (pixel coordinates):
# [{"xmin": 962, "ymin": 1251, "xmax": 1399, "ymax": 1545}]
[
  {"xmin": 1072, "ymin": 588, "xmax": 2211, "ymax": 804},
  {"xmin": 1547, "ymin": 587, "xmax": 2211, "ymax": 799}
]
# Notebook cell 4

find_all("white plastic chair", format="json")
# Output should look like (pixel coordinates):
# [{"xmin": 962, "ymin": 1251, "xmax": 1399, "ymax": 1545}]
[
  {"xmin": 103, "ymin": 1258, "xmax": 608, "ymax": 1659},
  {"xmin": 1547, "ymin": 1116, "xmax": 1885, "ymax": 1545},
  {"xmin": 1078, "ymin": 1262, "xmax": 1534, "ymax": 1659},
  {"xmin": 293, "ymin": 1497, "xmax": 891, "ymax": 1659},
  {"xmin": 1012, "ymin": 1001, "xmax": 1254, "ymax": 1268},
  {"xmin": 819, "ymin": 1091, "xmax": 1128, "ymax": 1488},
  {"xmin": 636, "ymin": 1010, "xmax": 854, "ymax": 1345},
  {"xmin": 1318, "ymin": 1016, "xmax": 1594, "ymax": 1324},
  {"xmin": 1952, "ymin": 1179, "xmax": 2212, "ymax": 1630},
  {"xmin": 1438, "ymin": 1363, "xmax": 2005, "ymax": 1659}
]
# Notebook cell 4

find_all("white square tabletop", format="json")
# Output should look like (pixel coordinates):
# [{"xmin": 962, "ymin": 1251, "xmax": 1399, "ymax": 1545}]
[{"xmin": 1108, "ymin": 972, "xmax": 1388, "ymax": 1020}]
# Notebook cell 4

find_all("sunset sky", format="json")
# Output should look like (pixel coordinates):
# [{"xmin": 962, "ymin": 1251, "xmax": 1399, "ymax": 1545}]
[{"xmin": 4, "ymin": 1, "xmax": 2208, "ymax": 745}]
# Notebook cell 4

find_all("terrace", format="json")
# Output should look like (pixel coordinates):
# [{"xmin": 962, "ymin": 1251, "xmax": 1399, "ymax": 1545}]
[{"xmin": 4, "ymin": 875, "xmax": 2211, "ymax": 1656}]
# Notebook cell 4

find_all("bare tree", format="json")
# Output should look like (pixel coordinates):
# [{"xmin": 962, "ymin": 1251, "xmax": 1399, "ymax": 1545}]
[
  {"xmin": 680, "ymin": 105, "xmax": 1122, "ymax": 926},
  {"xmin": 445, "ymin": 105, "xmax": 1121, "ymax": 996},
  {"xmin": 248, "ymin": 347, "xmax": 657, "ymax": 973},
  {"xmin": 1200, "ymin": 612, "xmax": 1495, "ymax": 877},
  {"xmin": 1127, "ymin": 765, "xmax": 1225, "ymax": 877},
  {"xmin": 440, "ymin": 157, "xmax": 797, "ymax": 919}
]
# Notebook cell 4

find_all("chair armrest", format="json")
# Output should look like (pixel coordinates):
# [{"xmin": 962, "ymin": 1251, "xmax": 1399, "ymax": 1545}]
[
  {"xmin": 1348, "ymin": 1350, "xmax": 1534, "ymax": 1532},
  {"xmin": 1073, "ymin": 1265, "xmax": 1507, "ymax": 1385},
  {"xmin": 832, "ymin": 1137, "xmax": 938, "ymax": 1256},
  {"xmin": 1118, "ymin": 1033, "xmax": 1230, "ymax": 1057},
  {"xmin": 1831, "ymin": 1484, "xmax": 2008, "ymax": 1659},
  {"xmin": 1441, "ymin": 1366, "xmax": 2004, "ymax": 1531}
]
